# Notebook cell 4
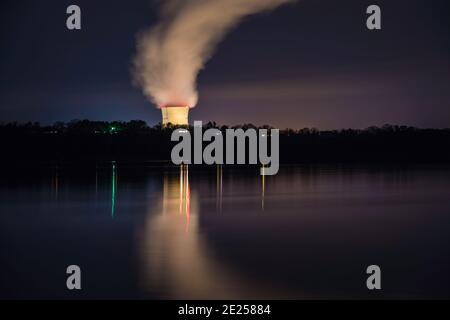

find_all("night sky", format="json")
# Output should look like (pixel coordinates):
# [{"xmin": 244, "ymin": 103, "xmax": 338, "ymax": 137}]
[{"xmin": 1, "ymin": 0, "xmax": 449, "ymax": 129}]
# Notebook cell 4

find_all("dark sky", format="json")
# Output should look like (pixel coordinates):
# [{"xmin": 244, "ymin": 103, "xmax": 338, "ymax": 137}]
[{"xmin": 1, "ymin": 0, "xmax": 449, "ymax": 129}]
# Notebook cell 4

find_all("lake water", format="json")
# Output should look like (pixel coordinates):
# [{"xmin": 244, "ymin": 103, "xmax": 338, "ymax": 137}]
[{"xmin": 1, "ymin": 163, "xmax": 450, "ymax": 299}]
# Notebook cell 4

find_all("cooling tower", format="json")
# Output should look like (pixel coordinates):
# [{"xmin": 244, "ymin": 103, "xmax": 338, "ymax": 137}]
[{"xmin": 161, "ymin": 105, "xmax": 190, "ymax": 126}]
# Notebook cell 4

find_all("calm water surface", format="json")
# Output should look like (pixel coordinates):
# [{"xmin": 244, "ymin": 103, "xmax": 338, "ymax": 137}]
[{"xmin": 1, "ymin": 164, "xmax": 450, "ymax": 299}]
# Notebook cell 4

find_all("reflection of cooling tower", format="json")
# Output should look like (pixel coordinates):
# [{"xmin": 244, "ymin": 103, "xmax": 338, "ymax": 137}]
[
  {"xmin": 161, "ymin": 105, "xmax": 189, "ymax": 126},
  {"xmin": 138, "ymin": 165, "xmax": 292, "ymax": 299}
]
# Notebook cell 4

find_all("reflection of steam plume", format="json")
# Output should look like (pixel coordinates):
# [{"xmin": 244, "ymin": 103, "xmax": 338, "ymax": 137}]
[
  {"xmin": 133, "ymin": 0, "xmax": 294, "ymax": 108},
  {"xmin": 138, "ymin": 166, "xmax": 301, "ymax": 299}
]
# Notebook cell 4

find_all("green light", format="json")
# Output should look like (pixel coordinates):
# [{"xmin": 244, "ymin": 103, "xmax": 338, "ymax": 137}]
[{"xmin": 111, "ymin": 163, "xmax": 117, "ymax": 218}]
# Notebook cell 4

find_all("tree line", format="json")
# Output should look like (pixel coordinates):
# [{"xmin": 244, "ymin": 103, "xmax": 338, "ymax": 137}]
[{"xmin": 1, "ymin": 120, "xmax": 449, "ymax": 163}]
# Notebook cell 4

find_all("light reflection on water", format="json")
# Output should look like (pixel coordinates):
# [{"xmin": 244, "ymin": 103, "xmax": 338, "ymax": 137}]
[
  {"xmin": 1, "ymin": 163, "xmax": 450, "ymax": 299},
  {"xmin": 138, "ymin": 165, "xmax": 289, "ymax": 299}
]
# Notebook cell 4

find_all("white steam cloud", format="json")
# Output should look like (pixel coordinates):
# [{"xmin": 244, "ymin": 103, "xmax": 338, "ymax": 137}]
[{"xmin": 133, "ymin": 0, "xmax": 294, "ymax": 108}]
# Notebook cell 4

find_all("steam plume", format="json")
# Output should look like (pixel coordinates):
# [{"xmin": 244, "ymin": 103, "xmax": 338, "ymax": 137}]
[{"xmin": 133, "ymin": 0, "xmax": 294, "ymax": 108}]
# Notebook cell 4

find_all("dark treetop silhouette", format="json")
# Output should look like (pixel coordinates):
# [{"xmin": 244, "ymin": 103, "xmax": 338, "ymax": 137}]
[{"xmin": 0, "ymin": 120, "xmax": 449, "ymax": 164}]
